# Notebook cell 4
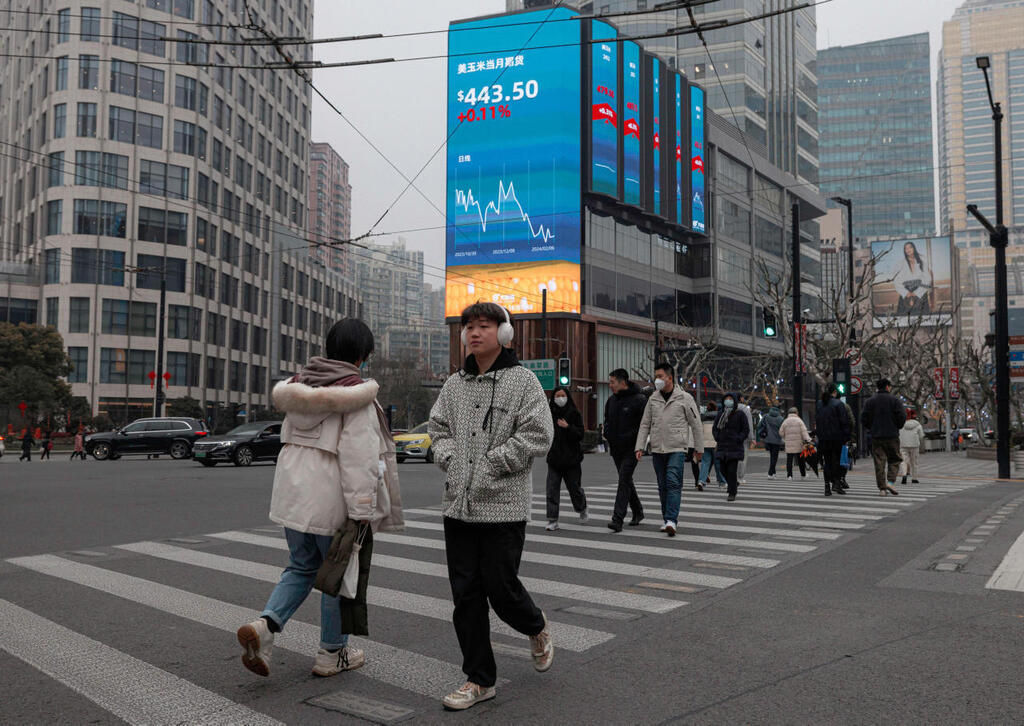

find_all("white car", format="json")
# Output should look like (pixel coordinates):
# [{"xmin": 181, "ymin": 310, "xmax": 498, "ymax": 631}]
[{"xmin": 0, "ymin": 434, "xmax": 6, "ymax": 457}]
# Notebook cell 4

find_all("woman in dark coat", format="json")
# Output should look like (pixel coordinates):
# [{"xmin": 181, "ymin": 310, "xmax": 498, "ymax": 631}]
[
  {"xmin": 19, "ymin": 429, "xmax": 34, "ymax": 461},
  {"xmin": 545, "ymin": 386, "xmax": 588, "ymax": 530},
  {"xmin": 815, "ymin": 386, "xmax": 851, "ymax": 497},
  {"xmin": 713, "ymin": 393, "xmax": 750, "ymax": 502}
]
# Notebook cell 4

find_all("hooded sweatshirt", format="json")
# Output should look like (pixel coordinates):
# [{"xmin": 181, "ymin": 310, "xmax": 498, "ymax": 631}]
[
  {"xmin": 758, "ymin": 406, "xmax": 785, "ymax": 446},
  {"xmin": 269, "ymin": 357, "xmax": 403, "ymax": 536}
]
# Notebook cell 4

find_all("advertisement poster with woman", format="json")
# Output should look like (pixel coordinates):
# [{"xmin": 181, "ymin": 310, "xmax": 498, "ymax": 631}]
[{"xmin": 870, "ymin": 237, "xmax": 953, "ymax": 327}]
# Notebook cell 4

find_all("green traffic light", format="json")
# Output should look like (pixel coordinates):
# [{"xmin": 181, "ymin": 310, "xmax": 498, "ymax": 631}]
[
  {"xmin": 559, "ymin": 375, "xmax": 569, "ymax": 385},
  {"xmin": 764, "ymin": 325, "xmax": 776, "ymax": 337},
  {"xmin": 837, "ymin": 384, "xmax": 846, "ymax": 394}
]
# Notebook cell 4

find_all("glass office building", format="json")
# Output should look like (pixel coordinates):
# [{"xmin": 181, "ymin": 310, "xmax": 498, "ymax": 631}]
[{"xmin": 818, "ymin": 34, "xmax": 936, "ymax": 240}]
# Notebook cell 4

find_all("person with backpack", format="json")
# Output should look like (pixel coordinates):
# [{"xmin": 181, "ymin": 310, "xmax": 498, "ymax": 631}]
[
  {"xmin": 713, "ymin": 393, "xmax": 750, "ymax": 502},
  {"xmin": 236, "ymin": 319, "xmax": 403, "ymax": 681},
  {"xmin": 544, "ymin": 385, "xmax": 587, "ymax": 531},
  {"xmin": 778, "ymin": 408, "xmax": 812, "ymax": 479},
  {"xmin": 899, "ymin": 409, "xmax": 925, "ymax": 484},
  {"xmin": 815, "ymin": 387, "xmax": 851, "ymax": 497},
  {"xmin": 757, "ymin": 406, "xmax": 785, "ymax": 479},
  {"xmin": 428, "ymin": 302, "xmax": 554, "ymax": 710}
]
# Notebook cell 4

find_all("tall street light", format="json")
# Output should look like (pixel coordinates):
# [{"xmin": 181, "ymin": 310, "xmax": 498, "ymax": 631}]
[
  {"xmin": 968, "ymin": 55, "xmax": 1010, "ymax": 479},
  {"xmin": 831, "ymin": 196, "xmax": 862, "ymax": 453}
]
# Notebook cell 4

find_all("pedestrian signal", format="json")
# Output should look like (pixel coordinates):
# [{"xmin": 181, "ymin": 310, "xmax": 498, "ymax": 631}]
[
  {"xmin": 557, "ymin": 357, "xmax": 571, "ymax": 386},
  {"xmin": 832, "ymin": 358, "xmax": 851, "ymax": 396},
  {"xmin": 762, "ymin": 307, "xmax": 778, "ymax": 338}
]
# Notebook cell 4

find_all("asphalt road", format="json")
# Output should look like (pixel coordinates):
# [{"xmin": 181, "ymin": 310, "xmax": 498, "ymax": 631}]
[{"xmin": 2, "ymin": 451, "xmax": 1023, "ymax": 724}]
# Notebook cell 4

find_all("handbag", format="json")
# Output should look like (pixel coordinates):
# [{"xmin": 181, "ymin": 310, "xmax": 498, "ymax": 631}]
[
  {"xmin": 800, "ymin": 442, "xmax": 817, "ymax": 459},
  {"xmin": 839, "ymin": 444, "xmax": 850, "ymax": 469},
  {"xmin": 315, "ymin": 519, "xmax": 368, "ymax": 597}
]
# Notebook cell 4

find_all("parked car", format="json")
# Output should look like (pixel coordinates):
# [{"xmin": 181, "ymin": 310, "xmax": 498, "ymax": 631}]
[
  {"xmin": 393, "ymin": 422, "xmax": 433, "ymax": 463},
  {"xmin": 86, "ymin": 418, "xmax": 209, "ymax": 460},
  {"xmin": 0, "ymin": 434, "xmax": 5, "ymax": 457},
  {"xmin": 192, "ymin": 421, "xmax": 282, "ymax": 466}
]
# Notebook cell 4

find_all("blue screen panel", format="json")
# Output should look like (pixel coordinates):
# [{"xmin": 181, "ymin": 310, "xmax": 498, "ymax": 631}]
[
  {"xmin": 622, "ymin": 41, "xmax": 641, "ymax": 206},
  {"xmin": 675, "ymin": 74, "xmax": 684, "ymax": 225},
  {"xmin": 690, "ymin": 85, "xmax": 706, "ymax": 234},
  {"xmin": 445, "ymin": 8, "xmax": 582, "ymax": 315},
  {"xmin": 590, "ymin": 21, "xmax": 618, "ymax": 196},
  {"xmin": 651, "ymin": 58, "xmax": 661, "ymax": 216}
]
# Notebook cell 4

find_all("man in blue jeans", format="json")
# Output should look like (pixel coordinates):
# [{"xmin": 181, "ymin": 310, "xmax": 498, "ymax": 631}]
[{"xmin": 635, "ymin": 363, "xmax": 704, "ymax": 537}]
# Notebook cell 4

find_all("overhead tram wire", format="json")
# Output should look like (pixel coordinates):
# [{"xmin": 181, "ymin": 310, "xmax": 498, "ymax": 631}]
[{"xmin": 0, "ymin": 0, "xmax": 841, "ymax": 72}]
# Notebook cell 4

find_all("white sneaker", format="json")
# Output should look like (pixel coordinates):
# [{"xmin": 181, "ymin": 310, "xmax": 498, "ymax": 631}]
[
  {"xmin": 665, "ymin": 521, "xmax": 677, "ymax": 537},
  {"xmin": 767, "ymin": 474, "xmax": 776, "ymax": 480},
  {"xmin": 443, "ymin": 682, "xmax": 496, "ymax": 710},
  {"xmin": 545, "ymin": 521, "xmax": 559, "ymax": 531},
  {"xmin": 659, "ymin": 522, "xmax": 668, "ymax": 532},
  {"xmin": 739, "ymin": 479, "xmax": 747, "ymax": 486},
  {"xmin": 578, "ymin": 508, "xmax": 589, "ymax": 523},
  {"xmin": 529, "ymin": 613, "xmax": 554, "ymax": 672},
  {"xmin": 787, "ymin": 475, "xmax": 793, "ymax": 480},
  {"xmin": 237, "ymin": 618, "xmax": 275, "ymax": 677},
  {"xmin": 312, "ymin": 646, "xmax": 365, "ymax": 676}
]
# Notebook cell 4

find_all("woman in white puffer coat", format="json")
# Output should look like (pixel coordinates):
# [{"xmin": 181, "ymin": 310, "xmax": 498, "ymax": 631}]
[
  {"xmin": 899, "ymin": 409, "xmax": 925, "ymax": 484},
  {"xmin": 778, "ymin": 408, "xmax": 812, "ymax": 479}
]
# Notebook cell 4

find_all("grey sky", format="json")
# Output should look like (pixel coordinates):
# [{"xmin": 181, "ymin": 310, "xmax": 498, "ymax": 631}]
[{"xmin": 310, "ymin": 0, "xmax": 966, "ymax": 270}]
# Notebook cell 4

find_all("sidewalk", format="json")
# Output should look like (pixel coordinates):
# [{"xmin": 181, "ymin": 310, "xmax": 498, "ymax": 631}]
[{"xmin": 743, "ymin": 448, "xmax": 1019, "ymax": 482}]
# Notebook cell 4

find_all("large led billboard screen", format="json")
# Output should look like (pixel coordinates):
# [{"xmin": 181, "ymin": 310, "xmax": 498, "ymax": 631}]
[
  {"xmin": 590, "ymin": 20, "xmax": 618, "ymax": 197},
  {"xmin": 651, "ymin": 58, "xmax": 661, "ymax": 216},
  {"xmin": 445, "ymin": 8, "xmax": 582, "ymax": 317},
  {"xmin": 690, "ymin": 85, "xmax": 706, "ymax": 233},
  {"xmin": 622, "ymin": 41, "xmax": 641, "ymax": 206}
]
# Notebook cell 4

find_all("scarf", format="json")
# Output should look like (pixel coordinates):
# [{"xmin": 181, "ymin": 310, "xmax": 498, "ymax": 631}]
[{"xmin": 295, "ymin": 356, "xmax": 392, "ymax": 435}]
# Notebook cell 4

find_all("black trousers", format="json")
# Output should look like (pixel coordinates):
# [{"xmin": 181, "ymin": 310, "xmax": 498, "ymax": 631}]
[
  {"xmin": 820, "ymin": 440, "xmax": 844, "ymax": 487},
  {"xmin": 546, "ymin": 464, "xmax": 586, "ymax": 520},
  {"xmin": 610, "ymin": 450, "xmax": 644, "ymax": 524},
  {"xmin": 786, "ymin": 453, "xmax": 806, "ymax": 477},
  {"xmin": 766, "ymin": 444, "xmax": 781, "ymax": 475},
  {"xmin": 720, "ymin": 457, "xmax": 740, "ymax": 496},
  {"xmin": 443, "ymin": 517, "xmax": 544, "ymax": 688}
]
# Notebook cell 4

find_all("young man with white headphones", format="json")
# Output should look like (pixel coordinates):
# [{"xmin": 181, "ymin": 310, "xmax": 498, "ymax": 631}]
[{"xmin": 428, "ymin": 301, "xmax": 555, "ymax": 711}]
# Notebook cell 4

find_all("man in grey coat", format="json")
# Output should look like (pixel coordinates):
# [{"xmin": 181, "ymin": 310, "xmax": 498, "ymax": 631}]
[
  {"xmin": 635, "ymin": 363, "xmax": 704, "ymax": 537},
  {"xmin": 429, "ymin": 302, "xmax": 555, "ymax": 711}
]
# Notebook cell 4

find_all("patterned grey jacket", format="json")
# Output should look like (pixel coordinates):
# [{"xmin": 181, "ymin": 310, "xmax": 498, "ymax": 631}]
[{"xmin": 428, "ymin": 347, "xmax": 554, "ymax": 523}]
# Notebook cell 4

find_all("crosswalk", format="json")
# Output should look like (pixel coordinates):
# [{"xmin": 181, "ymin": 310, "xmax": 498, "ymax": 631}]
[{"xmin": 1, "ymin": 475, "xmax": 989, "ymax": 724}]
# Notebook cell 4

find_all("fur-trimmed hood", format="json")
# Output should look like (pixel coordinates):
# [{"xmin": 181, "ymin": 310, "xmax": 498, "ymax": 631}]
[{"xmin": 273, "ymin": 378, "xmax": 379, "ymax": 416}]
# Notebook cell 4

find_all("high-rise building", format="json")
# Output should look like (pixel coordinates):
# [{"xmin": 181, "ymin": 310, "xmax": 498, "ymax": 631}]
[
  {"xmin": 506, "ymin": 0, "xmax": 820, "ymax": 184},
  {"xmin": 937, "ymin": 0, "xmax": 1024, "ymax": 343},
  {"xmin": 818, "ymin": 34, "xmax": 935, "ymax": 240},
  {"xmin": 307, "ymin": 141, "xmax": 352, "ymax": 278},
  {"xmin": 0, "ymin": 1, "xmax": 359, "ymax": 424}
]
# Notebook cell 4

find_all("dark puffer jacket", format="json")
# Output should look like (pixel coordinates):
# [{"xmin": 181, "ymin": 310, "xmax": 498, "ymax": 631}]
[
  {"xmin": 816, "ymin": 397, "xmax": 851, "ymax": 442},
  {"xmin": 546, "ymin": 397, "xmax": 584, "ymax": 470},
  {"xmin": 862, "ymin": 390, "xmax": 907, "ymax": 440},
  {"xmin": 603, "ymin": 382, "xmax": 648, "ymax": 455},
  {"xmin": 713, "ymin": 396, "xmax": 750, "ymax": 461}
]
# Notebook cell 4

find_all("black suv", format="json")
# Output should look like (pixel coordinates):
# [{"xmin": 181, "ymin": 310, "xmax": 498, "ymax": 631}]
[
  {"xmin": 192, "ymin": 421, "xmax": 283, "ymax": 467},
  {"xmin": 86, "ymin": 418, "xmax": 209, "ymax": 460}
]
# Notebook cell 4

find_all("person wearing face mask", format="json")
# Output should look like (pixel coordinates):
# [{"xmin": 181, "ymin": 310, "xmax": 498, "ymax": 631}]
[
  {"xmin": 544, "ymin": 386, "xmax": 587, "ymax": 531},
  {"xmin": 635, "ymin": 363, "xmax": 704, "ymax": 537},
  {"xmin": 713, "ymin": 394, "xmax": 750, "ymax": 501},
  {"xmin": 815, "ymin": 386, "xmax": 852, "ymax": 497}
]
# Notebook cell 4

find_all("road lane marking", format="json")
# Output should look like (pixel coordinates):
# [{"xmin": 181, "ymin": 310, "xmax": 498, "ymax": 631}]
[
  {"xmin": 207, "ymin": 530, "xmax": 684, "ymax": 614},
  {"xmin": 985, "ymin": 531, "xmax": 1024, "ymax": 592},
  {"xmin": 114, "ymin": 541, "xmax": 613, "ymax": 652},
  {"xmin": 0, "ymin": 598, "xmax": 285, "ymax": 726}
]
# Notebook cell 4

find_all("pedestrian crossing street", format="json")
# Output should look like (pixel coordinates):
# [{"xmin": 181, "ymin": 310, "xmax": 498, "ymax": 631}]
[{"xmin": 1, "ymin": 476, "xmax": 989, "ymax": 724}]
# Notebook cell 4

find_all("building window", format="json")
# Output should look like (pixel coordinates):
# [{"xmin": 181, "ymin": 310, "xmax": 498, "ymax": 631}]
[
  {"xmin": 100, "ymin": 348, "xmax": 156, "ymax": 385},
  {"xmin": 110, "ymin": 60, "xmax": 137, "ymax": 96},
  {"xmin": 48, "ymin": 152, "xmax": 64, "ymax": 187},
  {"xmin": 76, "ymin": 102, "xmax": 97, "ymax": 137},
  {"xmin": 44, "ymin": 247, "xmax": 61, "ymax": 283},
  {"xmin": 69, "ymin": 297, "xmax": 90, "ymax": 333},
  {"xmin": 173, "ymin": 0, "xmax": 194, "ymax": 20},
  {"xmin": 79, "ymin": 54, "xmax": 99, "ymax": 90},
  {"xmin": 75, "ymin": 151, "xmax": 128, "ymax": 190},
  {"xmin": 80, "ymin": 7, "xmax": 100, "ymax": 41},
  {"xmin": 72, "ymin": 248, "xmax": 124, "ymax": 286},
  {"xmin": 137, "ymin": 254, "xmax": 187, "ymax": 292},
  {"xmin": 68, "ymin": 347, "xmax": 88, "ymax": 383},
  {"xmin": 175, "ymin": 75, "xmax": 197, "ymax": 110},
  {"xmin": 137, "ymin": 111, "xmax": 163, "ymax": 148},
  {"xmin": 72, "ymin": 200, "xmax": 127, "ymax": 239},
  {"xmin": 113, "ymin": 13, "xmax": 139, "ymax": 50},
  {"xmin": 139, "ymin": 66, "xmax": 165, "ymax": 102},
  {"xmin": 109, "ymin": 106, "xmax": 135, "ymax": 143},
  {"xmin": 139, "ymin": 20, "xmax": 167, "ymax": 57},
  {"xmin": 53, "ymin": 103, "xmax": 66, "ymax": 138},
  {"xmin": 46, "ymin": 201, "xmax": 63, "ymax": 237},
  {"xmin": 102, "ymin": 299, "xmax": 157, "ymax": 336},
  {"xmin": 229, "ymin": 361, "xmax": 247, "ymax": 392},
  {"xmin": 138, "ymin": 207, "xmax": 188, "ymax": 247},
  {"xmin": 176, "ymin": 29, "xmax": 207, "ymax": 64},
  {"xmin": 56, "ymin": 57, "xmax": 69, "ymax": 90},
  {"xmin": 173, "ymin": 120, "xmax": 206, "ymax": 158},
  {"xmin": 57, "ymin": 9, "xmax": 71, "ymax": 43},
  {"xmin": 205, "ymin": 356, "xmax": 224, "ymax": 389},
  {"xmin": 46, "ymin": 297, "xmax": 60, "ymax": 327}
]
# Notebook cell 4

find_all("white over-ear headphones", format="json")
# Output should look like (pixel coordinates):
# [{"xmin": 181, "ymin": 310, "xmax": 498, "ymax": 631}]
[{"xmin": 461, "ymin": 304, "xmax": 515, "ymax": 348}]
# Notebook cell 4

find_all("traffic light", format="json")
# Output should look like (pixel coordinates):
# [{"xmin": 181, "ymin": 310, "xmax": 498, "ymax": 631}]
[
  {"xmin": 832, "ymin": 358, "xmax": 851, "ymax": 396},
  {"xmin": 557, "ymin": 357, "xmax": 571, "ymax": 386},
  {"xmin": 762, "ymin": 307, "xmax": 778, "ymax": 338}
]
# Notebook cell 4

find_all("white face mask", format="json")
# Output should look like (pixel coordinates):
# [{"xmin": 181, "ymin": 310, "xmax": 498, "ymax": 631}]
[
  {"xmin": 654, "ymin": 378, "xmax": 667, "ymax": 391},
  {"xmin": 554, "ymin": 397, "xmax": 568, "ymax": 407},
  {"xmin": 723, "ymin": 398, "xmax": 735, "ymax": 409}
]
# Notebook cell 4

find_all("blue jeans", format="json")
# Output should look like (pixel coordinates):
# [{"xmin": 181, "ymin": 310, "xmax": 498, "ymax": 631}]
[
  {"xmin": 698, "ymin": 447, "xmax": 725, "ymax": 484},
  {"xmin": 261, "ymin": 528, "xmax": 350, "ymax": 651},
  {"xmin": 651, "ymin": 451, "xmax": 686, "ymax": 524}
]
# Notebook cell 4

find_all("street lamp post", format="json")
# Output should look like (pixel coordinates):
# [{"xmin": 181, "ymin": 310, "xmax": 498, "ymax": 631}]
[
  {"xmin": 830, "ymin": 195, "xmax": 862, "ymax": 453},
  {"xmin": 970, "ymin": 55, "xmax": 1011, "ymax": 479}
]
